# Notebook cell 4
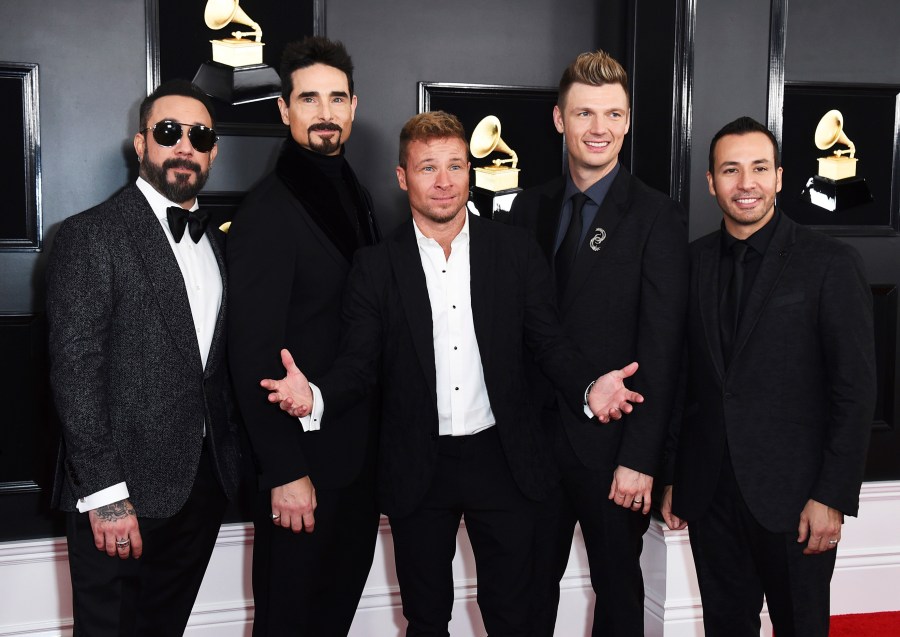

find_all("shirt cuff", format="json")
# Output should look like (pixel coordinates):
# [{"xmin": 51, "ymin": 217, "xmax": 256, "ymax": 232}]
[
  {"xmin": 583, "ymin": 380, "xmax": 595, "ymax": 418},
  {"xmin": 299, "ymin": 382, "xmax": 324, "ymax": 432},
  {"xmin": 77, "ymin": 482, "xmax": 130, "ymax": 512}
]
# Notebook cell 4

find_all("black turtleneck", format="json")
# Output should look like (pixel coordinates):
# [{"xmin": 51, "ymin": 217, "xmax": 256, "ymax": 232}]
[{"xmin": 275, "ymin": 139, "xmax": 378, "ymax": 262}]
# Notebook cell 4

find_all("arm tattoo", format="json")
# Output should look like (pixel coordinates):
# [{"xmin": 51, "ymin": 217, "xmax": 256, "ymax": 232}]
[{"xmin": 94, "ymin": 499, "xmax": 136, "ymax": 522}]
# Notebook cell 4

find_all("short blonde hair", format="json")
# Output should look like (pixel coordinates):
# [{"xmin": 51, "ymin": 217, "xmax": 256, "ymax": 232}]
[{"xmin": 399, "ymin": 111, "xmax": 466, "ymax": 167}]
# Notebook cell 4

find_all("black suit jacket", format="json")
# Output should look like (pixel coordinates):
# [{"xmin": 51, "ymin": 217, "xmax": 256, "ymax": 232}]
[
  {"xmin": 316, "ymin": 214, "xmax": 596, "ymax": 518},
  {"xmin": 509, "ymin": 167, "xmax": 689, "ymax": 475},
  {"xmin": 47, "ymin": 184, "xmax": 241, "ymax": 517},
  {"xmin": 227, "ymin": 167, "xmax": 379, "ymax": 492},
  {"xmin": 668, "ymin": 213, "xmax": 876, "ymax": 532}
]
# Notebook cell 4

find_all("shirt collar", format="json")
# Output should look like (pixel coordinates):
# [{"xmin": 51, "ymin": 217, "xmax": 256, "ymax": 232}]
[
  {"xmin": 412, "ymin": 211, "xmax": 470, "ymax": 246},
  {"xmin": 562, "ymin": 162, "xmax": 620, "ymax": 207},
  {"xmin": 721, "ymin": 208, "xmax": 781, "ymax": 255},
  {"xmin": 135, "ymin": 176, "xmax": 199, "ymax": 221}
]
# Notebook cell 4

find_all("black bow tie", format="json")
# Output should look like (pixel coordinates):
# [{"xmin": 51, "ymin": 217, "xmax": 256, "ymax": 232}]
[{"xmin": 166, "ymin": 206, "xmax": 210, "ymax": 243}]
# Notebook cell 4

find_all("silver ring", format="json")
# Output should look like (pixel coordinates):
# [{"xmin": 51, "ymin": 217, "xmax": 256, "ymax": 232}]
[
  {"xmin": 633, "ymin": 499, "xmax": 643, "ymax": 504},
  {"xmin": 271, "ymin": 513, "xmax": 281, "ymax": 521},
  {"xmin": 828, "ymin": 539, "xmax": 838, "ymax": 544},
  {"xmin": 115, "ymin": 538, "xmax": 130, "ymax": 547}
]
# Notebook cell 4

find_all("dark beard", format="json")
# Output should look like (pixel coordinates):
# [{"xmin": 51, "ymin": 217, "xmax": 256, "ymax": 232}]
[
  {"xmin": 307, "ymin": 123, "xmax": 343, "ymax": 155},
  {"xmin": 140, "ymin": 155, "xmax": 209, "ymax": 204}
]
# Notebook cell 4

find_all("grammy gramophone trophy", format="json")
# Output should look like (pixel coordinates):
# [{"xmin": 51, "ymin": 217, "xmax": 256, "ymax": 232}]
[
  {"xmin": 801, "ymin": 109, "xmax": 873, "ymax": 211},
  {"xmin": 191, "ymin": 0, "xmax": 281, "ymax": 105},
  {"xmin": 469, "ymin": 115, "xmax": 522, "ymax": 221}
]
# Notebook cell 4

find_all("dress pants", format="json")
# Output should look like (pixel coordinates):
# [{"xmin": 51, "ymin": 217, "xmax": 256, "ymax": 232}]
[
  {"xmin": 688, "ymin": 452, "xmax": 836, "ymax": 637},
  {"xmin": 251, "ymin": 456, "xmax": 380, "ymax": 637},
  {"xmin": 530, "ymin": 424, "xmax": 649, "ymax": 637},
  {"xmin": 389, "ymin": 426, "xmax": 537, "ymax": 637},
  {"xmin": 66, "ymin": 440, "xmax": 228, "ymax": 637}
]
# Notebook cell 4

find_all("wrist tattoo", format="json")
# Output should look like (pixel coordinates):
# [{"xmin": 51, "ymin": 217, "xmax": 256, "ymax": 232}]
[{"xmin": 94, "ymin": 499, "xmax": 135, "ymax": 522}]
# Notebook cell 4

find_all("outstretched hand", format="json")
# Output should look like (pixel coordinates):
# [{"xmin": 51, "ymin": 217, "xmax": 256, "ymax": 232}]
[
  {"xmin": 588, "ymin": 361, "xmax": 643, "ymax": 423},
  {"xmin": 260, "ymin": 348, "xmax": 313, "ymax": 418}
]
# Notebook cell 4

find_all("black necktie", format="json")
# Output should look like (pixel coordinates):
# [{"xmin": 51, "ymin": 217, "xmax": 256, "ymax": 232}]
[
  {"xmin": 720, "ymin": 241, "xmax": 749, "ymax": 364},
  {"xmin": 166, "ymin": 206, "xmax": 210, "ymax": 243},
  {"xmin": 555, "ymin": 192, "xmax": 589, "ymax": 294}
]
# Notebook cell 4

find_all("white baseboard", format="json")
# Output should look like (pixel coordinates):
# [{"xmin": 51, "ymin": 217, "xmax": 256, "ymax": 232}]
[{"xmin": 2, "ymin": 481, "xmax": 898, "ymax": 637}]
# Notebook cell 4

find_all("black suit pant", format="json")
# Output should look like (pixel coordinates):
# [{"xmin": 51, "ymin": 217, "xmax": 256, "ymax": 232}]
[
  {"xmin": 251, "ymin": 456, "xmax": 380, "ymax": 637},
  {"xmin": 389, "ymin": 426, "xmax": 537, "ymax": 637},
  {"xmin": 66, "ymin": 441, "xmax": 227, "ymax": 637},
  {"xmin": 688, "ymin": 452, "xmax": 835, "ymax": 637},
  {"xmin": 530, "ymin": 423, "xmax": 649, "ymax": 637}
]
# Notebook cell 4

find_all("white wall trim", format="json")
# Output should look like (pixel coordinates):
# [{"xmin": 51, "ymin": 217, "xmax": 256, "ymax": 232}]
[{"xmin": 2, "ymin": 481, "xmax": 898, "ymax": 636}]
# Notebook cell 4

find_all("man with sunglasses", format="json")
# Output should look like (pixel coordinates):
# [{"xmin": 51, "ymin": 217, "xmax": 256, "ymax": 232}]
[
  {"xmin": 46, "ymin": 79, "xmax": 240, "ymax": 636},
  {"xmin": 227, "ymin": 37, "xmax": 380, "ymax": 636}
]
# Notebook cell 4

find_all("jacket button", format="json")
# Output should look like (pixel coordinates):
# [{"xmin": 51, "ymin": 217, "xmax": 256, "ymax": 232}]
[{"xmin": 724, "ymin": 392, "xmax": 733, "ymax": 400}]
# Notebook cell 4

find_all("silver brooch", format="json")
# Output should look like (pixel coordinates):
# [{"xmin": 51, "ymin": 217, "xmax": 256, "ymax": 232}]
[{"xmin": 589, "ymin": 228, "xmax": 607, "ymax": 251}]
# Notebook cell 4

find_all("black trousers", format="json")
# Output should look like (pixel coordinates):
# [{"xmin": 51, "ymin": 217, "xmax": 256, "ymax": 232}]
[
  {"xmin": 688, "ymin": 453, "xmax": 836, "ymax": 637},
  {"xmin": 389, "ymin": 426, "xmax": 537, "ymax": 637},
  {"xmin": 251, "ymin": 457, "xmax": 380, "ymax": 637},
  {"xmin": 66, "ymin": 441, "xmax": 227, "ymax": 637},
  {"xmin": 530, "ymin": 424, "xmax": 649, "ymax": 637}
]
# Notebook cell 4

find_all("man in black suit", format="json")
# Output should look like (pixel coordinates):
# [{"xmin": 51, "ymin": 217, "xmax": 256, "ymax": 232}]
[
  {"xmin": 46, "ymin": 80, "xmax": 241, "ymax": 636},
  {"xmin": 508, "ymin": 50, "xmax": 689, "ymax": 635},
  {"xmin": 227, "ymin": 37, "xmax": 381, "ymax": 636},
  {"xmin": 661, "ymin": 116, "xmax": 876, "ymax": 636},
  {"xmin": 260, "ymin": 111, "xmax": 645, "ymax": 636}
]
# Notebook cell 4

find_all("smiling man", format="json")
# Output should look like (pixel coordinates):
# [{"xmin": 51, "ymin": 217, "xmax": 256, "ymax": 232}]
[
  {"xmin": 508, "ymin": 50, "xmax": 689, "ymax": 636},
  {"xmin": 226, "ymin": 36, "xmax": 381, "ymax": 637},
  {"xmin": 661, "ymin": 116, "xmax": 876, "ymax": 636},
  {"xmin": 47, "ymin": 80, "xmax": 240, "ymax": 636},
  {"xmin": 259, "ymin": 110, "xmax": 647, "ymax": 636}
]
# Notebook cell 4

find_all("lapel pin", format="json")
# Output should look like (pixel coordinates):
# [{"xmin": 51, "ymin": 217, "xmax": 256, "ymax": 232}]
[{"xmin": 589, "ymin": 228, "xmax": 607, "ymax": 251}]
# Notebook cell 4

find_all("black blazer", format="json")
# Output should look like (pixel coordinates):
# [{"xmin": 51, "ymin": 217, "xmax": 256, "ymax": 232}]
[
  {"xmin": 227, "ymin": 170, "xmax": 379, "ymax": 492},
  {"xmin": 316, "ymin": 214, "xmax": 596, "ymax": 518},
  {"xmin": 509, "ymin": 167, "xmax": 689, "ymax": 476},
  {"xmin": 668, "ymin": 213, "xmax": 876, "ymax": 532},
  {"xmin": 47, "ymin": 185, "xmax": 241, "ymax": 517}
]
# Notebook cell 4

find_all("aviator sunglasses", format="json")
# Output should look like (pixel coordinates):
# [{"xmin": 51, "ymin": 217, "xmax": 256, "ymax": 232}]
[{"xmin": 143, "ymin": 120, "xmax": 218, "ymax": 153}]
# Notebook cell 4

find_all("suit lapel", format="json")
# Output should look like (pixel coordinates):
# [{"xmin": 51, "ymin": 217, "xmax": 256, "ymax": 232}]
[
  {"xmin": 534, "ymin": 180, "xmax": 565, "ymax": 263},
  {"xmin": 119, "ymin": 186, "xmax": 203, "ymax": 375},
  {"xmin": 468, "ymin": 214, "xmax": 494, "ymax": 363},
  {"xmin": 204, "ymin": 226, "xmax": 227, "ymax": 379},
  {"xmin": 697, "ymin": 236, "xmax": 726, "ymax": 381},
  {"xmin": 731, "ymin": 214, "xmax": 796, "ymax": 363},
  {"xmin": 389, "ymin": 223, "xmax": 438, "ymax": 404},
  {"xmin": 559, "ymin": 168, "xmax": 630, "ymax": 312}
]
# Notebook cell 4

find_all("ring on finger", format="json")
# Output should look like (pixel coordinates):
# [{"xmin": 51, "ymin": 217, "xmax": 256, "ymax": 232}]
[
  {"xmin": 271, "ymin": 513, "xmax": 281, "ymax": 521},
  {"xmin": 828, "ymin": 539, "xmax": 839, "ymax": 545},
  {"xmin": 115, "ymin": 538, "xmax": 130, "ymax": 547}
]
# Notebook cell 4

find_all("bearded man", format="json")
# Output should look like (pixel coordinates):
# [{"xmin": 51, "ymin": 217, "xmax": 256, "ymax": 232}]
[{"xmin": 46, "ymin": 79, "xmax": 240, "ymax": 636}]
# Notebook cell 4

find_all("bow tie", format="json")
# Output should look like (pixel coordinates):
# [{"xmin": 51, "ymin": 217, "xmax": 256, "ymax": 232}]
[{"xmin": 166, "ymin": 206, "xmax": 210, "ymax": 243}]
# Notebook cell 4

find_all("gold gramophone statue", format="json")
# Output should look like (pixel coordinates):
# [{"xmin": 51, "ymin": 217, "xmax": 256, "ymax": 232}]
[
  {"xmin": 470, "ymin": 116, "xmax": 521, "ymax": 191},
  {"xmin": 468, "ymin": 115, "xmax": 522, "ymax": 221},
  {"xmin": 801, "ymin": 109, "xmax": 872, "ymax": 211},
  {"xmin": 192, "ymin": 0, "xmax": 281, "ymax": 105}
]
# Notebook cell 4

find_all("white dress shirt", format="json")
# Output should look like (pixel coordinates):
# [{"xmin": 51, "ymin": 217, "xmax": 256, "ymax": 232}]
[
  {"xmin": 305, "ymin": 214, "xmax": 496, "ymax": 436},
  {"xmin": 77, "ymin": 177, "xmax": 222, "ymax": 512}
]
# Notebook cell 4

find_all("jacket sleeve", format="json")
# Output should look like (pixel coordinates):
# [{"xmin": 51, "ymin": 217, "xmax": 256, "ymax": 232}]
[
  {"xmin": 47, "ymin": 217, "xmax": 124, "ymax": 500},
  {"xmin": 811, "ymin": 243, "xmax": 876, "ymax": 516},
  {"xmin": 227, "ymin": 198, "xmax": 311, "ymax": 491}
]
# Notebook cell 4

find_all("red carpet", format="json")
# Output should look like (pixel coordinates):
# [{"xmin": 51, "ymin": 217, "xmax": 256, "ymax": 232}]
[{"xmin": 830, "ymin": 611, "xmax": 900, "ymax": 636}]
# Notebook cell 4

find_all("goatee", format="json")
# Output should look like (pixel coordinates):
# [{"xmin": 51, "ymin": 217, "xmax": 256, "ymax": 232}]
[{"xmin": 307, "ymin": 122, "xmax": 343, "ymax": 155}]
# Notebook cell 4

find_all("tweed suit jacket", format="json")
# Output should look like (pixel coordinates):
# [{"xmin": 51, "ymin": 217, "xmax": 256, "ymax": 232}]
[
  {"xmin": 667, "ymin": 213, "xmax": 876, "ymax": 532},
  {"xmin": 509, "ymin": 167, "xmax": 689, "ymax": 476},
  {"xmin": 315, "ymin": 214, "xmax": 597, "ymax": 518},
  {"xmin": 47, "ymin": 184, "xmax": 241, "ymax": 517}
]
